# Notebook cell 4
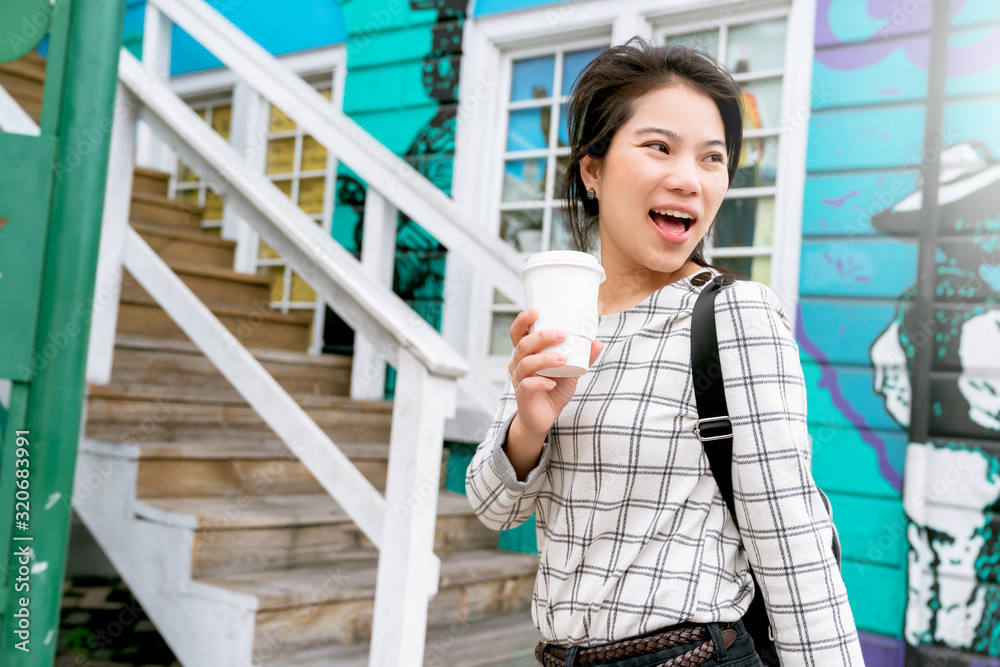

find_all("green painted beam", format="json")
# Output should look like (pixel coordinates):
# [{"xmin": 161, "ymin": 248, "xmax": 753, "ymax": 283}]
[{"xmin": 0, "ymin": 0, "xmax": 127, "ymax": 663}]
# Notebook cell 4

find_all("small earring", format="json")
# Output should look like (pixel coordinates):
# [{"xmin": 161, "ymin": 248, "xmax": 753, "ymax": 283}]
[{"xmin": 586, "ymin": 188, "xmax": 596, "ymax": 200}]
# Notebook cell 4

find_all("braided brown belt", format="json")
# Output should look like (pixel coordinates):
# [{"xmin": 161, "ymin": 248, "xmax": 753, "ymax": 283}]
[{"xmin": 534, "ymin": 623, "xmax": 737, "ymax": 667}]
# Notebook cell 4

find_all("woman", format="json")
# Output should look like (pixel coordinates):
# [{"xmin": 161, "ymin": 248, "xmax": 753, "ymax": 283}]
[{"xmin": 466, "ymin": 37, "xmax": 864, "ymax": 666}]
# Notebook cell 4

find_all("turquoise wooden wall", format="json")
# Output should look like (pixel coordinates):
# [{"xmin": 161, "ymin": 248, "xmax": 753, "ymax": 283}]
[{"xmin": 803, "ymin": 1, "xmax": 1000, "ymax": 665}]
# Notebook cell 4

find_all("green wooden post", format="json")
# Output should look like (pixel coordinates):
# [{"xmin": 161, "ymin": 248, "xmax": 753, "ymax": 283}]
[{"xmin": 0, "ymin": 0, "xmax": 127, "ymax": 663}]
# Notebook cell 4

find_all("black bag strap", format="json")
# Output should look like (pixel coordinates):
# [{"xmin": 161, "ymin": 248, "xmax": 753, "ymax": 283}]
[{"xmin": 690, "ymin": 272, "xmax": 779, "ymax": 665}]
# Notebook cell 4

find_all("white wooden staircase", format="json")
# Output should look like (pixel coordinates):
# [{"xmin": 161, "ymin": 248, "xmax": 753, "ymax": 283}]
[
  {"xmin": 1, "ymin": 0, "xmax": 541, "ymax": 661},
  {"xmin": 73, "ymin": 167, "xmax": 540, "ymax": 665}
]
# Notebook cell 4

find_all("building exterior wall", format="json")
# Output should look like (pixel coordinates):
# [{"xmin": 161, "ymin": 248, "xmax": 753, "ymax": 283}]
[{"xmin": 801, "ymin": 0, "xmax": 1000, "ymax": 664}]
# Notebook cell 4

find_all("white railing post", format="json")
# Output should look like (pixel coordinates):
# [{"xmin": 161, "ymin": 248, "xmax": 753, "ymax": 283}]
[
  {"xmin": 369, "ymin": 349, "xmax": 455, "ymax": 667},
  {"xmin": 351, "ymin": 188, "xmax": 397, "ymax": 400},
  {"xmin": 86, "ymin": 82, "xmax": 138, "ymax": 385},
  {"xmin": 135, "ymin": 2, "xmax": 174, "ymax": 172},
  {"xmin": 224, "ymin": 80, "xmax": 268, "ymax": 252}
]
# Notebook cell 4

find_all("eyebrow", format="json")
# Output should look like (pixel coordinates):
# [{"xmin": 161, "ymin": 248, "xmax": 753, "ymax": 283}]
[{"xmin": 633, "ymin": 126, "xmax": 726, "ymax": 149}]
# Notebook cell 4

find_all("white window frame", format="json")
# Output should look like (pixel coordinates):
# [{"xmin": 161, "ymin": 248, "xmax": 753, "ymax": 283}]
[
  {"xmin": 167, "ymin": 45, "xmax": 347, "ymax": 354},
  {"xmin": 454, "ymin": 0, "xmax": 814, "ymax": 381}
]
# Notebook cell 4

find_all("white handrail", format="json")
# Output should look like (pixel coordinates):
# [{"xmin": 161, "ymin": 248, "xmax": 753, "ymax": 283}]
[
  {"xmin": 147, "ymin": 0, "xmax": 526, "ymax": 305},
  {"xmin": 123, "ymin": 226, "xmax": 390, "ymax": 547},
  {"xmin": 118, "ymin": 49, "xmax": 469, "ymax": 379}
]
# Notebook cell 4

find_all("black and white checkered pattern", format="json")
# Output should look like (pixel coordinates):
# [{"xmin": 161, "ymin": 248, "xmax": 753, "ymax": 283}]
[{"xmin": 466, "ymin": 271, "xmax": 864, "ymax": 665}]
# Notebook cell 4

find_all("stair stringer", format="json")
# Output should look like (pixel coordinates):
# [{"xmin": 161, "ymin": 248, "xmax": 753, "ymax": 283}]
[{"xmin": 72, "ymin": 438, "xmax": 261, "ymax": 667}]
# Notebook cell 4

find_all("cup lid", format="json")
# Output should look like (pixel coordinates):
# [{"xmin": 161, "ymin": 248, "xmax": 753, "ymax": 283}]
[{"xmin": 520, "ymin": 251, "xmax": 606, "ymax": 282}]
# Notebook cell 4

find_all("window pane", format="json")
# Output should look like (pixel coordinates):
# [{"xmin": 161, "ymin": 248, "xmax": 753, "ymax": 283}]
[
  {"xmin": 733, "ymin": 136, "xmax": 778, "ymax": 188},
  {"xmin": 270, "ymin": 105, "xmax": 296, "ymax": 133},
  {"xmin": 562, "ymin": 46, "xmax": 606, "ymax": 96},
  {"xmin": 714, "ymin": 255, "xmax": 770, "ymax": 284},
  {"xmin": 274, "ymin": 178, "xmax": 293, "ymax": 199},
  {"xmin": 727, "ymin": 20, "xmax": 787, "ymax": 73},
  {"xmin": 491, "ymin": 312, "xmax": 516, "ymax": 356},
  {"xmin": 715, "ymin": 197, "xmax": 774, "ymax": 248},
  {"xmin": 177, "ymin": 188, "xmax": 199, "ymax": 206},
  {"xmin": 298, "ymin": 177, "xmax": 326, "ymax": 214},
  {"xmin": 550, "ymin": 209, "xmax": 576, "ymax": 251},
  {"xmin": 290, "ymin": 271, "xmax": 316, "ymax": 302},
  {"xmin": 558, "ymin": 103, "xmax": 569, "ymax": 147},
  {"xmin": 262, "ymin": 266, "xmax": 285, "ymax": 302},
  {"xmin": 301, "ymin": 136, "xmax": 328, "ymax": 172},
  {"xmin": 502, "ymin": 159, "xmax": 547, "ymax": 202},
  {"xmin": 665, "ymin": 29, "xmax": 720, "ymax": 57},
  {"xmin": 741, "ymin": 79, "xmax": 783, "ymax": 129},
  {"xmin": 258, "ymin": 240, "xmax": 280, "ymax": 259},
  {"xmin": 507, "ymin": 107, "xmax": 550, "ymax": 151},
  {"xmin": 210, "ymin": 105, "xmax": 232, "ymax": 139},
  {"xmin": 511, "ymin": 55, "xmax": 555, "ymax": 102},
  {"xmin": 500, "ymin": 208, "xmax": 543, "ymax": 253},
  {"xmin": 203, "ymin": 190, "xmax": 224, "ymax": 221},
  {"xmin": 494, "ymin": 289, "xmax": 514, "ymax": 305},
  {"xmin": 266, "ymin": 137, "xmax": 296, "ymax": 174},
  {"xmin": 177, "ymin": 161, "xmax": 198, "ymax": 183}
]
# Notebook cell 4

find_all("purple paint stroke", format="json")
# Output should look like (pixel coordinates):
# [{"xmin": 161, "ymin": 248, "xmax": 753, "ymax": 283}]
[
  {"xmin": 822, "ymin": 189, "xmax": 860, "ymax": 208},
  {"xmin": 814, "ymin": 0, "xmax": 999, "ymax": 74},
  {"xmin": 817, "ymin": 0, "xmax": 965, "ymax": 48},
  {"xmin": 795, "ymin": 305, "xmax": 903, "ymax": 492}
]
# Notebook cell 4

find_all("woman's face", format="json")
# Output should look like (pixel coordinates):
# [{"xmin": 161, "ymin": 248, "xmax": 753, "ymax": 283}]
[{"xmin": 580, "ymin": 83, "xmax": 730, "ymax": 280}]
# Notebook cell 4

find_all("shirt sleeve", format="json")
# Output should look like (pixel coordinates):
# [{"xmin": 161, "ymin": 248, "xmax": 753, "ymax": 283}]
[
  {"xmin": 465, "ymin": 374, "xmax": 552, "ymax": 531},
  {"xmin": 715, "ymin": 280, "xmax": 866, "ymax": 666}
]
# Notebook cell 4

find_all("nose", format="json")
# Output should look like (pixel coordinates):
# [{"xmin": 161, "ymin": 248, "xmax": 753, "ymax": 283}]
[{"xmin": 662, "ymin": 153, "xmax": 701, "ymax": 196}]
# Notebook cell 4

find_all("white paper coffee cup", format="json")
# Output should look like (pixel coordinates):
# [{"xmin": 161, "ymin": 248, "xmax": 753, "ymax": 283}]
[{"xmin": 520, "ymin": 250, "xmax": 606, "ymax": 378}]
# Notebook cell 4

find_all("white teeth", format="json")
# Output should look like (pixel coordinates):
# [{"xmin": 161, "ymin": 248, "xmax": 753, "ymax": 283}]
[{"xmin": 651, "ymin": 208, "xmax": 693, "ymax": 219}]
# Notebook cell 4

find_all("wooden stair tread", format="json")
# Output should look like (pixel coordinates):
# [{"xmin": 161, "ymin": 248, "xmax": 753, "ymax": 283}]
[
  {"xmin": 119, "ymin": 293, "xmax": 313, "ymax": 324},
  {"xmin": 138, "ymin": 490, "xmax": 476, "ymax": 529},
  {"xmin": 111, "ymin": 334, "xmax": 352, "ymax": 368},
  {"xmin": 131, "ymin": 190, "xmax": 203, "ymax": 214},
  {"xmin": 0, "ymin": 60, "xmax": 45, "ymax": 83},
  {"xmin": 109, "ymin": 438, "xmax": 391, "ymax": 461},
  {"xmin": 88, "ymin": 383, "xmax": 391, "ymax": 411},
  {"xmin": 143, "ymin": 257, "xmax": 271, "ymax": 286},
  {"xmin": 260, "ymin": 611, "xmax": 540, "ymax": 667},
  {"xmin": 130, "ymin": 220, "xmax": 238, "ymax": 249},
  {"xmin": 201, "ymin": 549, "xmax": 539, "ymax": 610},
  {"xmin": 132, "ymin": 166, "xmax": 172, "ymax": 182}
]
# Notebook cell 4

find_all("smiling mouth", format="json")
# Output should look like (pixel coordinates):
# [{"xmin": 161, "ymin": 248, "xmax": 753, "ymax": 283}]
[{"xmin": 649, "ymin": 210, "xmax": 694, "ymax": 235}]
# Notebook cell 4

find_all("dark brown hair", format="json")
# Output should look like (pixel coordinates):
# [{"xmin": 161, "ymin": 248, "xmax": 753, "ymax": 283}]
[{"xmin": 562, "ymin": 36, "xmax": 745, "ymax": 263}]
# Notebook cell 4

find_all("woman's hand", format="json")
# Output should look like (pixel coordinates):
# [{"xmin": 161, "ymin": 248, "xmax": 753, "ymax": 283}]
[{"xmin": 508, "ymin": 308, "xmax": 604, "ymax": 440}]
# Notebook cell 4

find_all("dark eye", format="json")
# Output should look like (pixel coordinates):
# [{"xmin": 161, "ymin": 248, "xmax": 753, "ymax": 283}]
[
  {"xmin": 646, "ymin": 142, "xmax": 668, "ymax": 153},
  {"xmin": 707, "ymin": 153, "xmax": 725, "ymax": 163}
]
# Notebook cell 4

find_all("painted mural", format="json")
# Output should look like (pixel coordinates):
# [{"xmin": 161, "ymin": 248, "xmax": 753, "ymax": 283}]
[{"xmin": 804, "ymin": 1, "xmax": 1000, "ymax": 665}]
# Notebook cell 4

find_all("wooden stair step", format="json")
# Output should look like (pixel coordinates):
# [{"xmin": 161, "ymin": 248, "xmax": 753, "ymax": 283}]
[
  {"xmin": 0, "ymin": 56, "xmax": 46, "ymax": 82},
  {"xmin": 200, "ymin": 549, "xmax": 538, "ymax": 652},
  {"xmin": 138, "ymin": 490, "xmax": 497, "ymax": 577},
  {"xmin": 132, "ymin": 166, "xmax": 171, "ymax": 198},
  {"xmin": 122, "ymin": 259, "xmax": 272, "ymax": 311},
  {"xmin": 260, "ymin": 611, "xmax": 541, "ymax": 667},
  {"xmin": 115, "ymin": 294, "xmax": 312, "ymax": 352},
  {"xmin": 106, "ymin": 334, "xmax": 351, "ymax": 397},
  {"xmin": 85, "ymin": 389, "xmax": 393, "ymax": 448},
  {"xmin": 131, "ymin": 220, "xmax": 237, "ymax": 269},
  {"xmin": 84, "ymin": 437, "xmax": 433, "ymax": 501},
  {"xmin": 130, "ymin": 191, "xmax": 204, "ymax": 230},
  {"xmin": 88, "ymin": 384, "xmax": 388, "ymax": 411},
  {"xmin": 0, "ymin": 70, "xmax": 43, "ymax": 101}
]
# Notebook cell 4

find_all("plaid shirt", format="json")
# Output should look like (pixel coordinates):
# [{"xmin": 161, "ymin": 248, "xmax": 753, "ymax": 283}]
[{"xmin": 466, "ymin": 271, "xmax": 865, "ymax": 666}]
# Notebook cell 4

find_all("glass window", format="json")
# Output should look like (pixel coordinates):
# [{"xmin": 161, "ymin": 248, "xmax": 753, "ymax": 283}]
[
  {"xmin": 490, "ymin": 43, "xmax": 609, "ymax": 358},
  {"xmin": 660, "ymin": 11, "xmax": 788, "ymax": 286},
  {"xmin": 256, "ymin": 85, "xmax": 336, "ymax": 313},
  {"xmin": 174, "ymin": 101, "xmax": 231, "ymax": 233},
  {"xmin": 726, "ymin": 20, "xmax": 787, "ymax": 73}
]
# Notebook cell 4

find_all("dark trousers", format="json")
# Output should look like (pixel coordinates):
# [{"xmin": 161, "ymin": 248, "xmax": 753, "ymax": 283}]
[{"xmin": 548, "ymin": 620, "xmax": 765, "ymax": 667}]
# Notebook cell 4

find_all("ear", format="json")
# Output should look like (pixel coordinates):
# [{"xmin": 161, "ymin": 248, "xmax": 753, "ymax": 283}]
[{"xmin": 580, "ymin": 154, "xmax": 602, "ymax": 194}]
